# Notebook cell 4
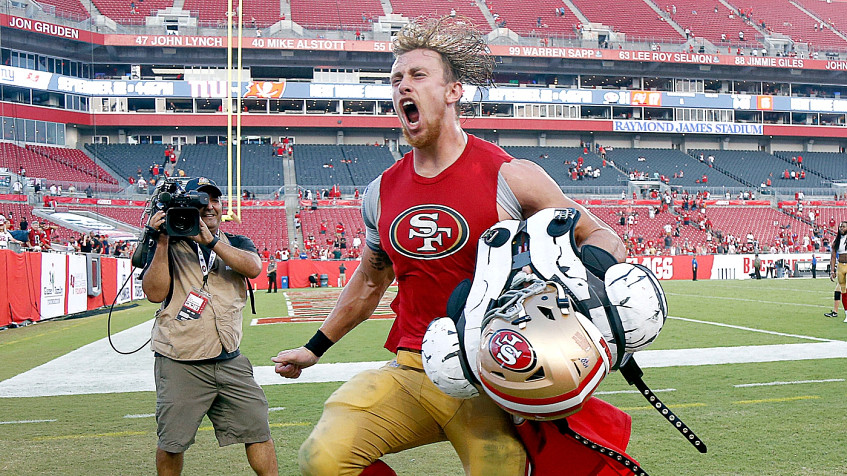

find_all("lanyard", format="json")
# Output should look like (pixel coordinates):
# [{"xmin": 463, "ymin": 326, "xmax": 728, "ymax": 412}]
[{"xmin": 196, "ymin": 237, "xmax": 218, "ymax": 287}]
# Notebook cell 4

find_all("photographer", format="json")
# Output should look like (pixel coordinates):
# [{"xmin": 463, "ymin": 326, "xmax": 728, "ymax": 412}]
[{"xmin": 141, "ymin": 177, "xmax": 278, "ymax": 476}]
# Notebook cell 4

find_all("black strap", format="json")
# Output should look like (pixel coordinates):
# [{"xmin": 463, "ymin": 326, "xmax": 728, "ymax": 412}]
[
  {"xmin": 620, "ymin": 358, "xmax": 707, "ymax": 454},
  {"xmin": 246, "ymin": 277, "xmax": 256, "ymax": 315}
]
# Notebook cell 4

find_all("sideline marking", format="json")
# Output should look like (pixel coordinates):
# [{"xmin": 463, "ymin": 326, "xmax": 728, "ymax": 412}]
[
  {"xmin": 734, "ymin": 395, "xmax": 819, "ymax": 405},
  {"xmin": 596, "ymin": 388, "xmax": 676, "ymax": 395},
  {"xmin": 668, "ymin": 316, "xmax": 835, "ymax": 342},
  {"xmin": 0, "ymin": 320, "xmax": 89, "ymax": 348},
  {"xmin": 734, "ymin": 378, "xmax": 844, "ymax": 388},
  {"xmin": 618, "ymin": 402, "xmax": 706, "ymax": 412},
  {"xmin": 285, "ymin": 291, "xmax": 294, "ymax": 318},
  {"xmin": 664, "ymin": 292, "xmax": 830, "ymax": 308},
  {"xmin": 269, "ymin": 406, "xmax": 286, "ymax": 412},
  {"xmin": 34, "ymin": 430, "xmax": 148, "ymax": 441},
  {"xmin": 124, "ymin": 413, "xmax": 155, "ymax": 419},
  {"xmin": 0, "ymin": 419, "xmax": 56, "ymax": 425},
  {"xmin": 32, "ymin": 422, "xmax": 311, "ymax": 442}
]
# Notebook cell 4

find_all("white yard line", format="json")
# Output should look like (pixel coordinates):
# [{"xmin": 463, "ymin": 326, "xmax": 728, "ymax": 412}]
[
  {"xmin": 0, "ymin": 419, "xmax": 57, "ymax": 424},
  {"xmin": 1, "ymin": 319, "xmax": 846, "ymax": 398},
  {"xmin": 123, "ymin": 413, "xmax": 155, "ymax": 419},
  {"xmin": 668, "ymin": 316, "xmax": 836, "ymax": 342},
  {"xmin": 734, "ymin": 378, "xmax": 844, "ymax": 388}
]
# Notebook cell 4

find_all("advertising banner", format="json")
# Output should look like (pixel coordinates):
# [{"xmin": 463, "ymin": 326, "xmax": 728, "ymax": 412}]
[
  {"xmin": 66, "ymin": 253, "xmax": 88, "ymax": 314},
  {"xmin": 132, "ymin": 266, "xmax": 145, "ymax": 301},
  {"xmin": 115, "ymin": 258, "xmax": 133, "ymax": 305},
  {"xmin": 40, "ymin": 252, "xmax": 67, "ymax": 319}
]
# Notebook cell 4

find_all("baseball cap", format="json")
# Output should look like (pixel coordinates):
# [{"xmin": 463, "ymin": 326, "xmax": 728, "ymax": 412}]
[
  {"xmin": 0, "ymin": 214, "xmax": 6, "ymax": 223},
  {"xmin": 184, "ymin": 177, "xmax": 222, "ymax": 197}
]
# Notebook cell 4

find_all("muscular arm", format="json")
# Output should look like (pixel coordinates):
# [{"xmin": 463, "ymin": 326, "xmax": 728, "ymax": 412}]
[
  {"xmin": 500, "ymin": 159, "xmax": 626, "ymax": 261},
  {"xmin": 318, "ymin": 246, "xmax": 395, "ymax": 341},
  {"xmin": 831, "ymin": 243, "xmax": 838, "ymax": 278},
  {"xmin": 273, "ymin": 245, "xmax": 395, "ymax": 378}
]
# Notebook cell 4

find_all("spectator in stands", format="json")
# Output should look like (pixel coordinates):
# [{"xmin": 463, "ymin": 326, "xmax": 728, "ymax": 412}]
[
  {"xmin": 141, "ymin": 177, "xmax": 277, "ymax": 475},
  {"xmin": 29, "ymin": 221, "xmax": 54, "ymax": 251},
  {"xmin": 12, "ymin": 179, "xmax": 22, "ymax": 194},
  {"xmin": 0, "ymin": 215, "xmax": 23, "ymax": 250}
]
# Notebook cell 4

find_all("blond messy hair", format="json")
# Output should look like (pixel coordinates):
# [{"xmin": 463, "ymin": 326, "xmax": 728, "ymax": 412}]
[{"xmin": 393, "ymin": 15, "xmax": 495, "ymax": 88}]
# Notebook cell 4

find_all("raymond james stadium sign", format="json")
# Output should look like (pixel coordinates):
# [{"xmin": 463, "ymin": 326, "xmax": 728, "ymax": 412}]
[{"xmin": 612, "ymin": 120, "xmax": 763, "ymax": 135}]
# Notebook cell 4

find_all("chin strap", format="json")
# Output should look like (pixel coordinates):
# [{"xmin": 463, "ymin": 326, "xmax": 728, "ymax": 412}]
[{"xmin": 619, "ymin": 358, "xmax": 707, "ymax": 454}]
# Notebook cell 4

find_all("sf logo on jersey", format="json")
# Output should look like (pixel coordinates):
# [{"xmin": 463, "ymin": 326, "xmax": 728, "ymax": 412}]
[
  {"xmin": 389, "ymin": 205, "xmax": 469, "ymax": 260},
  {"xmin": 488, "ymin": 329, "xmax": 536, "ymax": 372}
]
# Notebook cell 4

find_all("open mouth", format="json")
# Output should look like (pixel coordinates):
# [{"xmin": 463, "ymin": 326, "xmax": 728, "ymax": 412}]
[{"xmin": 401, "ymin": 100, "xmax": 420, "ymax": 126}]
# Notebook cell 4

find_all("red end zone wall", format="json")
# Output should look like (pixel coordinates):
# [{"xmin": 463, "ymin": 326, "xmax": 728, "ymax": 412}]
[
  {"xmin": 627, "ymin": 253, "xmax": 821, "ymax": 280},
  {"xmin": 261, "ymin": 253, "xmax": 821, "ymax": 289},
  {"xmin": 0, "ymin": 250, "xmax": 143, "ymax": 327},
  {"xmin": 248, "ymin": 260, "xmax": 361, "ymax": 290}
]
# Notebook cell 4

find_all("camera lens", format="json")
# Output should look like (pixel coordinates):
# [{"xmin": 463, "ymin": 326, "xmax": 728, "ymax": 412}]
[
  {"xmin": 170, "ymin": 213, "xmax": 192, "ymax": 233},
  {"xmin": 165, "ymin": 207, "xmax": 201, "ymax": 237}
]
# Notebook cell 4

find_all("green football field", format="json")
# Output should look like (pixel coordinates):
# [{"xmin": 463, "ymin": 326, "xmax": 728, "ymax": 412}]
[{"xmin": 1, "ymin": 278, "xmax": 846, "ymax": 475}]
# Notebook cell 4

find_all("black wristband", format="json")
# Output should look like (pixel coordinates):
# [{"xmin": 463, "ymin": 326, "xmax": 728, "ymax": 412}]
[
  {"xmin": 304, "ymin": 329, "xmax": 334, "ymax": 357},
  {"xmin": 207, "ymin": 236, "xmax": 220, "ymax": 250}
]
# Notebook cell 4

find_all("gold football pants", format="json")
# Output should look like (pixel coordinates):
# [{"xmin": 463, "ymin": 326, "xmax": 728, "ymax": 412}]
[{"xmin": 299, "ymin": 350, "xmax": 526, "ymax": 476}]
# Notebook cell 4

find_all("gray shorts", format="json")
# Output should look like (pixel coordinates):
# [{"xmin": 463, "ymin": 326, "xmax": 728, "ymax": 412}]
[{"xmin": 154, "ymin": 354, "xmax": 271, "ymax": 452}]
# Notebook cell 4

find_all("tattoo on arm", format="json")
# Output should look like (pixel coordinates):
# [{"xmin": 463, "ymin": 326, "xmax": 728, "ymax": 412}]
[{"xmin": 369, "ymin": 249, "xmax": 392, "ymax": 271}]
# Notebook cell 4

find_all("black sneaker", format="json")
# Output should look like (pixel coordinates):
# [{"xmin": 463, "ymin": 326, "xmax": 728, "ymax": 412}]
[{"xmin": 825, "ymin": 311, "xmax": 838, "ymax": 318}]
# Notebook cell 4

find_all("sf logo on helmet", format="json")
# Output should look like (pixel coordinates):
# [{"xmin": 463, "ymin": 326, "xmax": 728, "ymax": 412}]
[
  {"xmin": 390, "ymin": 205, "xmax": 469, "ymax": 260},
  {"xmin": 488, "ymin": 330, "xmax": 535, "ymax": 372}
]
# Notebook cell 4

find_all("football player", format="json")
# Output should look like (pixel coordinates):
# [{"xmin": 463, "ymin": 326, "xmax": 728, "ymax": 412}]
[
  {"xmin": 273, "ymin": 16, "xmax": 628, "ymax": 475},
  {"xmin": 827, "ymin": 221, "xmax": 847, "ymax": 321}
]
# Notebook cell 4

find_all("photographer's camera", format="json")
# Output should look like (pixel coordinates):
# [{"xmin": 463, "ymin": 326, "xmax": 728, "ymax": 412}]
[
  {"xmin": 156, "ymin": 187, "xmax": 209, "ymax": 237},
  {"xmin": 132, "ymin": 177, "xmax": 221, "ymax": 268}
]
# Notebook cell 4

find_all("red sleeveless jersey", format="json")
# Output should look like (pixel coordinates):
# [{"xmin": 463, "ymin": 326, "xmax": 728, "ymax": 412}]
[{"xmin": 378, "ymin": 134, "xmax": 510, "ymax": 352}]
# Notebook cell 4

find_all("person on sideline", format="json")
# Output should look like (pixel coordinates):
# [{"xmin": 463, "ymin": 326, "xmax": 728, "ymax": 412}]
[
  {"xmin": 826, "ymin": 221, "xmax": 847, "ymax": 321},
  {"xmin": 267, "ymin": 259, "xmax": 278, "ymax": 293},
  {"xmin": 142, "ymin": 177, "xmax": 278, "ymax": 475}
]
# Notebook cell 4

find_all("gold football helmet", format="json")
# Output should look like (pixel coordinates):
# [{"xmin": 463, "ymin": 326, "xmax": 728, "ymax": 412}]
[{"xmin": 477, "ymin": 280, "xmax": 611, "ymax": 421}]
